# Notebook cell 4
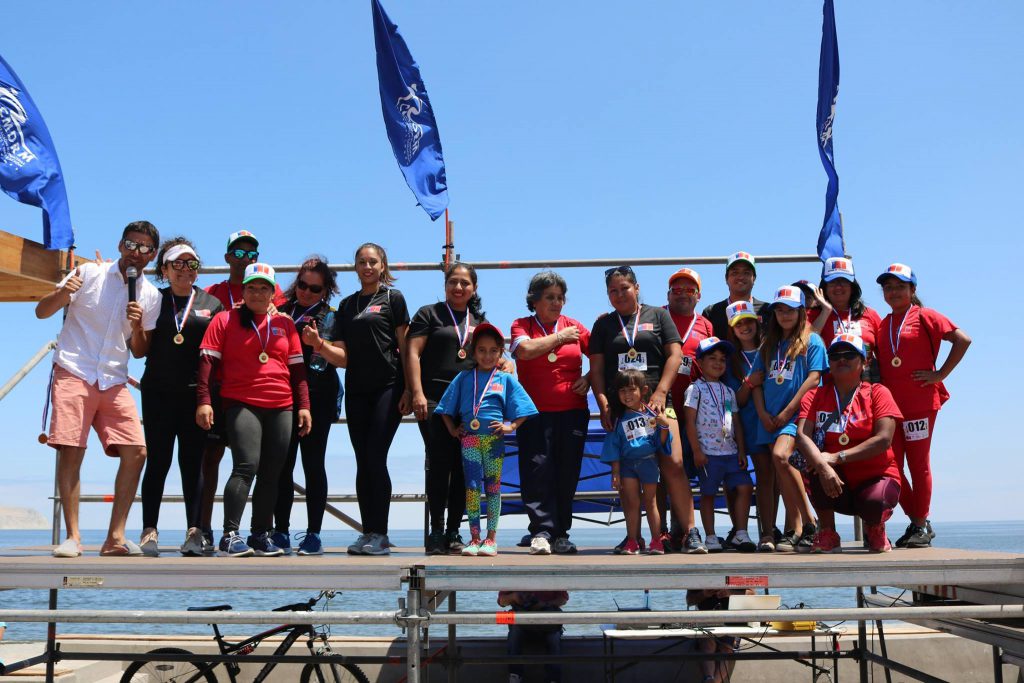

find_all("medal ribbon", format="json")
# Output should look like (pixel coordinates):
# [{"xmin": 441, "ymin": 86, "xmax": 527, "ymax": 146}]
[
  {"xmin": 171, "ymin": 287, "xmax": 197, "ymax": 337},
  {"xmin": 679, "ymin": 314, "xmax": 698, "ymax": 346},
  {"xmin": 472, "ymin": 367, "xmax": 500, "ymax": 423},
  {"xmin": 290, "ymin": 300, "xmax": 322, "ymax": 324},
  {"xmin": 741, "ymin": 348, "xmax": 757, "ymax": 373},
  {"xmin": 533, "ymin": 315, "xmax": 559, "ymax": 337},
  {"xmin": 775, "ymin": 341, "xmax": 789, "ymax": 381},
  {"xmin": 701, "ymin": 379, "xmax": 728, "ymax": 424},
  {"xmin": 617, "ymin": 305, "xmax": 642, "ymax": 349},
  {"xmin": 832, "ymin": 385, "xmax": 860, "ymax": 436},
  {"xmin": 889, "ymin": 305, "xmax": 915, "ymax": 359},
  {"xmin": 445, "ymin": 302, "xmax": 471, "ymax": 350},
  {"xmin": 834, "ymin": 308, "xmax": 853, "ymax": 335},
  {"xmin": 250, "ymin": 316, "xmax": 271, "ymax": 357}
]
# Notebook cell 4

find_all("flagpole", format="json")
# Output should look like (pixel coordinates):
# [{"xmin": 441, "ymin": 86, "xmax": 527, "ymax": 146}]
[{"xmin": 443, "ymin": 208, "xmax": 454, "ymax": 268}]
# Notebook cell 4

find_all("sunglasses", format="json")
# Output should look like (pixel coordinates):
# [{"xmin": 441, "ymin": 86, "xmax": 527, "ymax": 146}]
[
  {"xmin": 669, "ymin": 286, "xmax": 698, "ymax": 296},
  {"xmin": 229, "ymin": 249, "xmax": 259, "ymax": 260},
  {"xmin": 828, "ymin": 351, "xmax": 861, "ymax": 362},
  {"xmin": 296, "ymin": 280, "xmax": 324, "ymax": 294},
  {"xmin": 122, "ymin": 238, "xmax": 156, "ymax": 255},
  {"xmin": 604, "ymin": 265, "xmax": 634, "ymax": 278},
  {"xmin": 168, "ymin": 259, "xmax": 201, "ymax": 271}
]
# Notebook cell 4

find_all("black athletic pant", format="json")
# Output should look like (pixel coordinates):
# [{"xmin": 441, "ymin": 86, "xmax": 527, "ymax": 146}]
[
  {"xmin": 223, "ymin": 404, "xmax": 292, "ymax": 535},
  {"xmin": 140, "ymin": 388, "xmax": 206, "ymax": 530},
  {"xmin": 345, "ymin": 384, "xmax": 403, "ymax": 535},
  {"xmin": 515, "ymin": 409, "xmax": 589, "ymax": 540},
  {"xmin": 418, "ymin": 411, "xmax": 465, "ymax": 534},
  {"xmin": 274, "ymin": 390, "xmax": 336, "ymax": 535}
]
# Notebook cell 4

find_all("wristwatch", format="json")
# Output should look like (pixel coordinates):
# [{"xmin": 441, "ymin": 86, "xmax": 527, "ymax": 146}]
[{"xmin": 837, "ymin": 450, "xmax": 847, "ymax": 464}]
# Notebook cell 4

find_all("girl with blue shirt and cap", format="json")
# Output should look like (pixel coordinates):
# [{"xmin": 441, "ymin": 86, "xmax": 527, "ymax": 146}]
[
  {"xmin": 436, "ymin": 323, "xmax": 538, "ymax": 557},
  {"xmin": 751, "ymin": 286, "xmax": 828, "ymax": 552}
]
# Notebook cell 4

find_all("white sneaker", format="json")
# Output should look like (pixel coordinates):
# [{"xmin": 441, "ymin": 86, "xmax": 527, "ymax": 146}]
[
  {"xmin": 529, "ymin": 536, "xmax": 552, "ymax": 555},
  {"xmin": 140, "ymin": 527, "xmax": 160, "ymax": 557},
  {"xmin": 705, "ymin": 534, "xmax": 724, "ymax": 553},
  {"xmin": 362, "ymin": 533, "xmax": 391, "ymax": 556},
  {"xmin": 730, "ymin": 529, "xmax": 756, "ymax": 553},
  {"xmin": 347, "ymin": 533, "xmax": 371, "ymax": 555},
  {"xmin": 179, "ymin": 527, "xmax": 205, "ymax": 556}
]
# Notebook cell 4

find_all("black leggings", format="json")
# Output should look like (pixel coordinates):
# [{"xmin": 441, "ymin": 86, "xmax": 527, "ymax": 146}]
[
  {"xmin": 418, "ymin": 412, "xmax": 465, "ymax": 534},
  {"xmin": 140, "ymin": 388, "xmax": 206, "ymax": 530},
  {"xmin": 274, "ymin": 391, "xmax": 336, "ymax": 535},
  {"xmin": 346, "ymin": 384, "xmax": 403, "ymax": 535},
  {"xmin": 223, "ymin": 404, "xmax": 292, "ymax": 535}
]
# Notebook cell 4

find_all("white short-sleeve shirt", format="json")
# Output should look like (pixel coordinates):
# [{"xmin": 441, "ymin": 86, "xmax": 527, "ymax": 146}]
[{"xmin": 54, "ymin": 261, "xmax": 161, "ymax": 389}]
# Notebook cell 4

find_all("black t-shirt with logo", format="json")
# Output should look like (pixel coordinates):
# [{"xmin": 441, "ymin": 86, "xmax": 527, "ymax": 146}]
[
  {"xmin": 333, "ymin": 287, "xmax": 410, "ymax": 394},
  {"xmin": 407, "ymin": 301, "xmax": 486, "ymax": 405},
  {"xmin": 142, "ymin": 286, "xmax": 224, "ymax": 391},
  {"xmin": 590, "ymin": 305, "xmax": 682, "ymax": 395},
  {"xmin": 281, "ymin": 300, "xmax": 341, "ymax": 398}
]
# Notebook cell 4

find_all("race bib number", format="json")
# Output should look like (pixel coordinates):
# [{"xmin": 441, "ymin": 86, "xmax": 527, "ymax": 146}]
[
  {"xmin": 769, "ymin": 359, "xmax": 794, "ymax": 382},
  {"xmin": 903, "ymin": 417, "xmax": 930, "ymax": 442},
  {"xmin": 618, "ymin": 352, "xmax": 648, "ymax": 371},
  {"xmin": 816, "ymin": 410, "xmax": 843, "ymax": 433},
  {"xmin": 677, "ymin": 355, "xmax": 693, "ymax": 376},
  {"xmin": 622, "ymin": 415, "xmax": 655, "ymax": 442}
]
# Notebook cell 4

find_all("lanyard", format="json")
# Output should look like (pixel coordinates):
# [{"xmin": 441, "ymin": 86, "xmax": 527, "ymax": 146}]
[
  {"xmin": 445, "ymin": 302, "xmax": 471, "ymax": 349},
  {"xmin": 617, "ymin": 305, "xmax": 642, "ymax": 348},
  {"xmin": 889, "ymin": 305, "xmax": 915, "ymax": 358},
  {"xmin": 775, "ymin": 341, "xmax": 789, "ymax": 377},
  {"xmin": 533, "ymin": 315, "xmax": 559, "ymax": 336},
  {"xmin": 290, "ymin": 300, "xmax": 321, "ymax": 324},
  {"xmin": 472, "ymin": 367, "xmax": 500, "ymax": 421},
  {"xmin": 834, "ymin": 308, "xmax": 853, "ymax": 334},
  {"xmin": 741, "ymin": 348, "xmax": 757, "ymax": 373},
  {"xmin": 679, "ymin": 314, "xmax": 698, "ymax": 345},
  {"xmin": 701, "ymin": 379, "xmax": 727, "ymax": 421},
  {"xmin": 832, "ymin": 384, "xmax": 860, "ymax": 435},
  {"xmin": 171, "ymin": 288, "xmax": 197, "ymax": 340},
  {"xmin": 250, "ymin": 316, "xmax": 270, "ymax": 356}
]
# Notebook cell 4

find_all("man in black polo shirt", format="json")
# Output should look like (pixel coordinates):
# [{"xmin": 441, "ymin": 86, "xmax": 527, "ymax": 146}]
[{"xmin": 702, "ymin": 251, "xmax": 767, "ymax": 340}]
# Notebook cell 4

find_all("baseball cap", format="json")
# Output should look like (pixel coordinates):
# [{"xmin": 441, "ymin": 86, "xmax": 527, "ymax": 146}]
[
  {"xmin": 726, "ymin": 251, "xmax": 756, "ymax": 275},
  {"xmin": 471, "ymin": 322, "xmax": 505, "ymax": 345},
  {"xmin": 829, "ymin": 333, "xmax": 867, "ymax": 359},
  {"xmin": 227, "ymin": 230, "xmax": 259, "ymax": 251},
  {"xmin": 822, "ymin": 257, "xmax": 855, "ymax": 282},
  {"xmin": 162, "ymin": 244, "xmax": 198, "ymax": 264},
  {"xmin": 696, "ymin": 336, "xmax": 735, "ymax": 359},
  {"xmin": 242, "ymin": 262, "xmax": 276, "ymax": 286},
  {"xmin": 726, "ymin": 301, "xmax": 758, "ymax": 327},
  {"xmin": 668, "ymin": 267, "xmax": 701, "ymax": 291},
  {"xmin": 770, "ymin": 285, "xmax": 805, "ymax": 308},
  {"xmin": 876, "ymin": 263, "xmax": 917, "ymax": 286}
]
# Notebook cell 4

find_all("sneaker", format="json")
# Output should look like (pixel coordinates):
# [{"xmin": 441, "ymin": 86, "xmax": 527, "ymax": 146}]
[
  {"xmin": 903, "ymin": 525, "xmax": 932, "ymax": 548},
  {"xmin": 347, "ymin": 533, "xmax": 371, "ymax": 556},
  {"xmin": 729, "ymin": 529, "xmax": 757, "ymax": 553},
  {"xmin": 446, "ymin": 530, "xmax": 466, "ymax": 555},
  {"xmin": 530, "ymin": 536, "xmax": 551, "ymax": 555},
  {"xmin": 685, "ymin": 527, "xmax": 708, "ymax": 554},
  {"xmin": 202, "ymin": 529, "xmax": 216, "ymax": 555},
  {"xmin": 648, "ymin": 535, "xmax": 665, "ymax": 555},
  {"xmin": 140, "ymin": 527, "xmax": 159, "ymax": 557},
  {"xmin": 614, "ymin": 535, "xmax": 645, "ymax": 554},
  {"xmin": 865, "ymin": 522, "xmax": 892, "ymax": 553},
  {"xmin": 297, "ymin": 532, "xmax": 324, "ymax": 556},
  {"xmin": 894, "ymin": 523, "xmax": 915, "ymax": 548},
  {"xmin": 52, "ymin": 538, "xmax": 82, "ymax": 558},
  {"xmin": 219, "ymin": 532, "xmax": 254, "ymax": 558},
  {"xmin": 425, "ymin": 530, "xmax": 446, "ymax": 555},
  {"xmin": 926, "ymin": 520, "xmax": 936, "ymax": 539},
  {"xmin": 705, "ymin": 534, "xmax": 724, "ymax": 553},
  {"xmin": 517, "ymin": 533, "xmax": 533, "ymax": 547},
  {"xmin": 619, "ymin": 538, "xmax": 641, "ymax": 555},
  {"xmin": 462, "ymin": 539, "xmax": 481, "ymax": 556},
  {"xmin": 757, "ymin": 535, "xmax": 776, "ymax": 553},
  {"xmin": 362, "ymin": 533, "xmax": 391, "ymax": 556},
  {"xmin": 270, "ymin": 531, "xmax": 292, "ymax": 556},
  {"xmin": 811, "ymin": 528, "xmax": 842, "ymax": 554},
  {"xmin": 180, "ymin": 527, "xmax": 205, "ymax": 557},
  {"xmin": 656, "ymin": 532, "xmax": 675, "ymax": 554},
  {"xmin": 478, "ymin": 539, "xmax": 498, "ymax": 557},
  {"xmin": 510, "ymin": 673, "xmax": 523, "ymax": 683},
  {"xmin": 551, "ymin": 536, "xmax": 578, "ymax": 554},
  {"xmin": 796, "ymin": 523, "xmax": 818, "ymax": 553},
  {"xmin": 668, "ymin": 532, "xmax": 685, "ymax": 553},
  {"xmin": 775, "ymin": 529, "xmax": 799, "ymax": 553},
  {"xmin": 247, "ymin": 532, "xmax": 285, "ymax": 557}
]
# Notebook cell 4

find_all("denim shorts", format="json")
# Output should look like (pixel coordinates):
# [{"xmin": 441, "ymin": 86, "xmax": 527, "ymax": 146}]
[
  {"xmin": 619, "ymin": 455, "xmax": 660, "ymax": 484},
  {"xmin": 697, "ymin": 453, "xmax": 753, "ymax": 496}
]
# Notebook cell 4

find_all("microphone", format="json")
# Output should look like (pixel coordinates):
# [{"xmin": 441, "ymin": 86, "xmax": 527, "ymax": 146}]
[{"xmin": 127, "ymin": 266, "xmax": 138, "ymax": 303}]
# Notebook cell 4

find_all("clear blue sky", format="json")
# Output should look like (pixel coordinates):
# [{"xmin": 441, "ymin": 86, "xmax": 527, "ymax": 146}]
[{"xmin": 0, "ymin": 2, "xmax": 1019, "ymax": 531}]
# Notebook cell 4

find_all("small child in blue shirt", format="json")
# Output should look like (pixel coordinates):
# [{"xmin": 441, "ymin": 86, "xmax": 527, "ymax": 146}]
[
  {"xmin": 436, "ymin": 323, "xmax": 537, "ymax": 557},
  {"xmin": 600, "ymin": 369, "xmax": 675, "ymax": 555}
]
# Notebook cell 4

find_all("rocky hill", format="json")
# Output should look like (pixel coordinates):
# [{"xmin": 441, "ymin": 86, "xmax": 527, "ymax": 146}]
[{"xmin": 0, "ymin": 506, "xmax": 49, "ymax": 529}]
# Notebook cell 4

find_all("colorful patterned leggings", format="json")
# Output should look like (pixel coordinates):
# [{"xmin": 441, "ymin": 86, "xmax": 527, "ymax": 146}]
[{"xmin": 462, "ymin": 433, "xmax": 504, "ymax": 536}]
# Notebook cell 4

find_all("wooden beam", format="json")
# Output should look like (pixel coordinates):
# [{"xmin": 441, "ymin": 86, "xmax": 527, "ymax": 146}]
[{"xmin": 0, "ymin": 230, "xmax": 87, "ymax": 302}]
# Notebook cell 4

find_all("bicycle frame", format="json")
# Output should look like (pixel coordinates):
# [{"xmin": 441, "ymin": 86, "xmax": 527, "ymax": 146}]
[{"xmin": 208, "ymin": 619, "xmax": 326, "ymax": 683}]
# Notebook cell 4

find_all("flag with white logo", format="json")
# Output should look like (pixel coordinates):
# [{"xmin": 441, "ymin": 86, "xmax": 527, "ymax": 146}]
[
  {"xmin": 816, "ymin": 0, "xmax": 842, "ymax": 262},
  {"xmin": 371, "ymin": 0, "xmax": 449, "ymax": 221},
  {"xmin": 0, "ymin": 53, "xmax": 73, "ymax": 249}
]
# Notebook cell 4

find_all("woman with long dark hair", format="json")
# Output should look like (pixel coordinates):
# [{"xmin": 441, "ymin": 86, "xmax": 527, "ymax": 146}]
[{"xmin": 808, "ymin": 257, "xmax": 883, "ymax": 379}]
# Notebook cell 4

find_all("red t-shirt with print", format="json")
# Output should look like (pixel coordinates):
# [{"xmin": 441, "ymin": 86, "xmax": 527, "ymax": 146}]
[
  {"xmin": 807, "ymin": 306, "xmax": 883, "ymax": 351},
  {"xmin": 876, "ymin": 306, "xmax": 956, "ymax": 414}
]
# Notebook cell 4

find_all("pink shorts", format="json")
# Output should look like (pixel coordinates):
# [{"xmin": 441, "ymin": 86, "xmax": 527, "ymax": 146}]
[{"xmin": 48, "ymin": 365, "xmax": 145, "ymax": 456}]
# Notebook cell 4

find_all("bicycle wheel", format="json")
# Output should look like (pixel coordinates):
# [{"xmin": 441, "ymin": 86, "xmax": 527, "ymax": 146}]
[
  {"xmin": 299, "ymin": 654, "xmax": 370, "ymax": 683},
  {"xmin": 120, "ymin": 647, "xmax": 217, "ymax": 683}
]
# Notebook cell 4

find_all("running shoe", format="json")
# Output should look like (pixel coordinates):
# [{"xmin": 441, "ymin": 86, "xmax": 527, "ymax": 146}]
[
  {"xmin": 347, "ymin": 533, "xmax": 371, "ymax": 556},
  {"xmin": 865, "ymin": 522, "xmax": 892, "ymax": 553},
  {"xmin": 705, "ymin": 534, "xmax": 724, "ymax": 553},
  {"xmin": 446, "ymin": 530, "xmax": 466, "ymax": 555},
  {"xmin": 202, "ymin": 529, "xmax": 216, "ymax": 555},
  {"xmin": 810, "ymin": 528, "xmax": 842, "ymax": 554},
  {"xmin": 903, "ymin": 525, "xmax": 932, "ymax": 548},
  {"xmin": 796, "ymin": 523, "xmax": 818, "ymax": 553},
  {"xmin": 140, "ymin": 527, "xmax": 159, "ymax": 557},
  {"xmin": 478, "ymin": 539, "xmax": 498, "ymax": 557},
  {"xmin": 529, "ymin": 536, "xmax": 552, "ymax": 555},
  {"xmin": 756, "ymin": 535, "xmax": 776, "ymax": 553},
  {"xmin": 551, "ymin": 536, "xmax": 578, "ymax": 554},
  {"xmin": 656, "ymin": 532, "xmax": 675, "ymax": 554},
  {"xmin": 614, "ymin": 535, "xmax": 645, "ymax": 554},
  {"xmin": 926, "ymin": 520, "xmax": 936, "ymax": 539},
  {"xmin": 362, "ymin": 533, "xmax": 391, "ymax": 556},
  {"xmin": 298, "ymin": 532, "xmax": 324, "ymax": 556},
  {"xmin": 648, "ymin": 535, "xmax": 665, "ymax": 555},
  {"xmin": 425, "ymin": 530, "xmax": 446, "ymax": 556},
  {"xmin": 619, "ymin": 538, "xmax": 641, "ymax": 555},
  {"xmin": 219, "ymin": 532, "xmax": 254, "ymax": 558},
  {"xmin": 462, "ymin": 539, "xmax": 481, "ymax": 556},
  {"xmin": 517, "ymin": 533, "xmax": 533, "ymax": 548},
  {"xmin": 729, "ymin": 529, "xmax": 757, "ymax": 553},
  {"xmin": 685, "ymin": 527, "xmax": 708, "ymax": 554},
  {"xmin": 270, "ymin": 531, "xmax": 292, "ymax": 556},
  {"xmin": 247, "ymin": 532, "xmax": 284, "ymax": 557},
  {"xmin": 775, "ymin": 529, "xmax": 799, "ymax": 553},
  {"xmin": 894, "ymin": 523, "xmax": 916, "ymax": 548},
  {"xmin": 179, "ymin": 527, "xmax": 205, "ymax": 557}
]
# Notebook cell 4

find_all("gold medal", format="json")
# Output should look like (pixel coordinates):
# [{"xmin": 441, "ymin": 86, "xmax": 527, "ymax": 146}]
[
  {"xmin": 775, "ymin": 375, "xmax": 785, "ymax": 385},
  {"xmin": 547, "ymin": 352, "xmax": 558, "ymax": 363},
  {"xmin": 891, "ymin": 357, "xmax": 902, "ymax": 368},
  {"xmin": 647, "ymin": 418, "xmax": 657, "ymax": 428},
  {"xmin": 838, "ymin": 433, "xmax": 850, "ymax": 446},
  {"xmin": 38, "ymin": 433, "xmax": 48, "ymax": 444},
  {"xmin": 457, "ymin": 348, "xmax": 467, "ymax": 360},
  {"xmin": 626, "ymin": 347, "xmax": 638, "ymax": 360},
  {"xmin": 469, "ymin": 418, "xmax": 480, "ymax": 431},
  {"xmin": 258, "ymin": 352, "xmax": 269, "ymax": 364},
  {"xmin": 173, "ymin": 333, "xmax": 185, "ymax": 345}
]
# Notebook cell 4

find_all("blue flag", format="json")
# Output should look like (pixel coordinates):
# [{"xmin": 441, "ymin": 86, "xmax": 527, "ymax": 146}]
[
  {"xmin": 371, "ymin": 0, "xmax": 449, "ymax": 221},
  {"xmin": 0, "ymin": 54, "xmax": 73, "ymax": 249},
  {"xmin": 816, "ymin": 0, "xmax": 843, "ymax": 262}
]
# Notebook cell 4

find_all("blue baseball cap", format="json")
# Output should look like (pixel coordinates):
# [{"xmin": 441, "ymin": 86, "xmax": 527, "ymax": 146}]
[
  {"xmin": 770, "ymin": 285, "xmax": 805, "ymax": 309},
  {"xmin": 696, "ymin": 336, "xmax": 735, "ymax": 359},
  {"xmin": 823, "ymin": 257, "xmax": 856, "ymax": 282}
]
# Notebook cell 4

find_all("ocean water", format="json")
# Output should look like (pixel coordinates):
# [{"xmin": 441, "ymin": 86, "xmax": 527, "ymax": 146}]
[{"xmin": 0, "ymin": 521, "xmax": 1021, "ymax": 642}]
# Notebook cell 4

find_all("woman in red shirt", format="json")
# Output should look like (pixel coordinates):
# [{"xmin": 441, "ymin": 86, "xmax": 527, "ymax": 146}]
[
  {"xmin": 196, "ymin": 264, "xmax": 311, "ymax": 558},
  {"xmin": 808, "ymin": 257, "xmax": 883, "ymax": 369},
  {"xmin": 510, "ymin": 271, "xmax": 591, "ymax": 555},
  {"xmin": 875, "ymin": 264, "xmax": 970, "ymax": 548},
  {"xmin": 796, "ymin": 335, "xmax": 903, "ymax": 553}
]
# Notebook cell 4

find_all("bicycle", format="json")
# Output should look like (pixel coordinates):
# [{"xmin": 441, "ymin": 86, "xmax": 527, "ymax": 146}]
[{"xmin": 120, "ymin": 590, "xmax": 369, "ymax": 683}]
